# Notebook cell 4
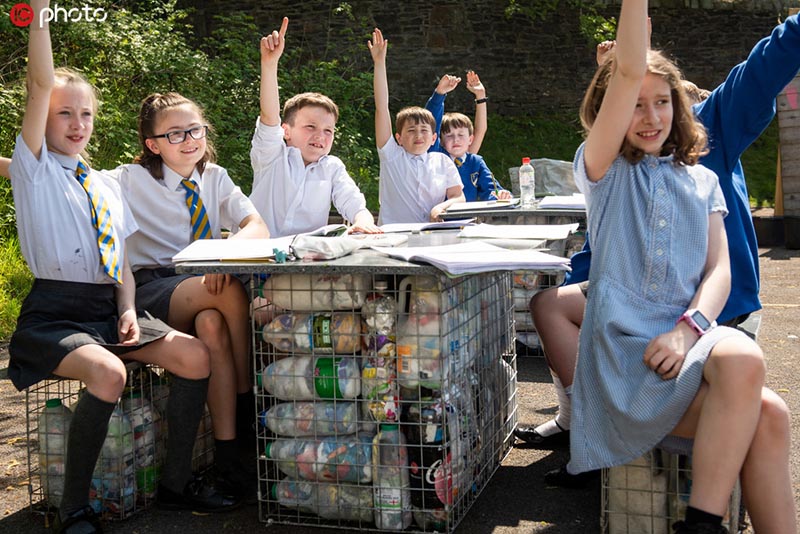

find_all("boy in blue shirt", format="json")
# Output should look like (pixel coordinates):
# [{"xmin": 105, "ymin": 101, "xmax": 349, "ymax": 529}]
[{"xmin": 425, "ymin": 72, "xmax": 512, "ymax": 201}]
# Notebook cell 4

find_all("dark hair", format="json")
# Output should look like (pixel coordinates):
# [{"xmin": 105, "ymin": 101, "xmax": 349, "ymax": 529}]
[
  {"xmin": 133, "ymin": 92, "xmax": 216, "ymax": 180},
  {"xmin": 395, "ymin": 106, "xmax": 436, "ymax": 134},
  {"xmin": 441, "ymin": 112, "xmax": 474, "ymax": 135},
  {"xmin": 580, "ymin": 49, "xmax": 708, "ymax": 166},
  {"xmin": 282, "ymin": 92, "xmax": 339, "ymax": 125}
]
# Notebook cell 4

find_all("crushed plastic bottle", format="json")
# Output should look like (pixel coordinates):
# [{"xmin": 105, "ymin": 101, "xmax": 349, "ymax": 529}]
[
  {"xmin": 258, "ymin": 356, "xmax": 361, "ymax": 400},
  {"xmin": 272, "ymin": 477, "xmax": 374, "ymax": 522},
  {"xmin": 37, "ymin": 398, "xmax": 73, "ymax": 507}
]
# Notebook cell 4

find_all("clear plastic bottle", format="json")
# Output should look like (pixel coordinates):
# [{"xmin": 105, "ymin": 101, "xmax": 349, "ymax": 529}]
[
  {"xmin": 122, "ymin": 392, "xmax": 160, "ymax": 500},
  {"xmin": 257, "ymin": 356, "xmax": 361, "ymax": 400},
  {"xmin": 372, "ymin": 423, "xmax": 412, "ymax": 530},
  {"xmin": 90, "ymin": 405, "xmax": 136, "ymax": 515},
  {"xmin": 519, "ymin": 157, "xmax": 536, "ymax": 209},
  {"xmin": 259, "ymin": 401, "xmax": 358, "ymax": 437},
  {"xmin": 272, "ymin": 477, "xmax": 374, "ymax": 522},
  {"xmin": 262, "ymin": 312, "xmax": 364, "ymax": 354},
  {"xmin": 265, "ymin": 436, "xmax": 372, "ymax": 483},
  {"xmin": 361, "ymin": 281, "xmax": 400, "ymax": 422},
  {"xmin": 37, "ymin": 398, "xmax": 73, "ymax": 507}
]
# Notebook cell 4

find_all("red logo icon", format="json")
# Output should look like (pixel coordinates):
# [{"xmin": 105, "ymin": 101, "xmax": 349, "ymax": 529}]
[{"xmin": 10, "ymin": 3, "xmax": 33, "ymax": 27}]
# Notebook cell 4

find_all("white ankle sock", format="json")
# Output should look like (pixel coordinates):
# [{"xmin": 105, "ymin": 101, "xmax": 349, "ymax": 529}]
[{"xmin": 534, "ymin": 373, "xmax": 572, "ymax": 437}]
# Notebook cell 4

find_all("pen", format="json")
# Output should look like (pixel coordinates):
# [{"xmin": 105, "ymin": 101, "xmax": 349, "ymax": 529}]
[{"xmin": 490, "ymin": 171, "xmax": 511, "ymax": 203}]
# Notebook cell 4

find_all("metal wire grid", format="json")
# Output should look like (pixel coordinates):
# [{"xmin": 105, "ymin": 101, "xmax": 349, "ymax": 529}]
[
  {"xmin": 252, "ymin": 271, "xmax": 516, "ymax": 533},
  {"xmin": 601, "ymin": 450, "xmax": 741, "ymax": 534},
  {"xmin": 25, "ymin": 363, "xmax": 214, "ymax": 521}
]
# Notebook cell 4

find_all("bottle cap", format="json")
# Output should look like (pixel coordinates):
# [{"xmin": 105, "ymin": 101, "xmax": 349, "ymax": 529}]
[
  {"xmin": 379, "ymin": 423, "xmax": 400, "ymax": 431},
  {"xmin": 522, "ymin": 157, "xmax": 531, "ymax": 164},
  {"xmin": 271, "ymin": 483, "xmax": 278, "ymax": 500},
  {"xmin": 255, "ymin": 371, "xmax": 264, "ymax": 389},
  {"xmin": 374, "ymin": 280, "xmax": 389, "ymax": 291},
  {"xmin": 265, "ymin": 441, "xmax": 273, "ymax": 458},
  {"xmin": 45, "ymin": 398, "xmax": 63, "ymax": 408},
  {"xmin": 314, "ymin": 357, "xmax": 344, "ymax": 399}
]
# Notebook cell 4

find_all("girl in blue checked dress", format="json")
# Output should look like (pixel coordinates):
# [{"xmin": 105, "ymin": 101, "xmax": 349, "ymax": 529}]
[
  {"xmin": 8, "ymin": 3, "xmax": 236, "ymax": 531},
  {"xmin": 567, "ymin": 1, "xmax": 795, "ymax": 533}
]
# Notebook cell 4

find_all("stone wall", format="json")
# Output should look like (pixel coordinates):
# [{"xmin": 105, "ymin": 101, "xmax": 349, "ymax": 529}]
[{"xmin": 183, "ymin": 0, "xmax": 799, "ymax": 116}]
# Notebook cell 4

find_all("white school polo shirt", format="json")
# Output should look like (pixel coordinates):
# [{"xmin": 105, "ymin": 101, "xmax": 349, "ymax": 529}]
[
  {"xmin": 111, "ymin": 162, "xmax": 257, "ymax": 270},
  {"xmin": 377, "ymin": 138, "xmax": 462, "ymax": 225},
  {"xmin": 249, "ymin": 119, "xmax": 369, "ymax": 238},
  {"xmin": 9, "ymin": 136, "xmax": 136, "ymax": 284}
]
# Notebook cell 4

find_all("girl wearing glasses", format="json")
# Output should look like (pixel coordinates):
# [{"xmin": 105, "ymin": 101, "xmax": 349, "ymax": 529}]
[{"xmin": 111, "ymin": 92, "xmax": 269, "ymax": 501}]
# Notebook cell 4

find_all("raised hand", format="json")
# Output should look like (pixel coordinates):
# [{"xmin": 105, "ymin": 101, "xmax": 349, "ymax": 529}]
[
  {"xmin": 435, "ymin": 74, "xmax": 461, "ymax": 95},
  {"xmin": 465, "ymin": 70, "xmax": 486, "ymax": 98},
  {"xmin": 596, "ymin": 40, "xmax": 616, "ymax": 66},
  {"xmin": 261, "ymin": 16, "xmax": 289, "ymax": 65},
  {"xmin": 368, "ymin": 27, "xmax": 388, "ymax": 63}
]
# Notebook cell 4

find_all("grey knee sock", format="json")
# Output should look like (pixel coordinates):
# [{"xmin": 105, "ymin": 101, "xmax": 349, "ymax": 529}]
[
  {"xmin": 60, "ymin": 391, "xmax": 116, "ymax": 518},
  {"xmin": 160, "ymin": 376, "xmax": 208, "ymax": 493}
]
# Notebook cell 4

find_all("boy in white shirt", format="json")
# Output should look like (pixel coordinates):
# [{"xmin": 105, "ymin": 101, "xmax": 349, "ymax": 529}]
[
  {"xmin": 250, "ymin": 17, "xmax": 380, "ymax": 238},
  {"xmin": 369, "ymin": 28, "xmax": 465, "ymax": 224}
]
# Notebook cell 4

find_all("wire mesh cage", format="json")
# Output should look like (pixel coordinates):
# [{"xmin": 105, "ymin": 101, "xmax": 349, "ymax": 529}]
[
  {"xmin": 25, "ymin": 362, "xmax": 213, "ymax": 521},
  {"xmin": 251, "ymin": 269, "xmax": 517, "ymax": 533},
  {"xmin": 601, "ymin": 449, "xmax": 741, "ymax": 534}
]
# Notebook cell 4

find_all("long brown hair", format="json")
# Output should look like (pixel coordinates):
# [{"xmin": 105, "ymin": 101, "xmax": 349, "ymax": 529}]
[
  {"xmin": 133, "ymin": 92, "xmax": 217, "ymax": 180},
  {"xmin": 580, "ymin": 50, "xmax": 708, "ymax": 166}
]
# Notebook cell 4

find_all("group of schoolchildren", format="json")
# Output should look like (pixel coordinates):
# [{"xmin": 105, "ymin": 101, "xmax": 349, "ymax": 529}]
[{"xmin": 3, "ymin": 0, "xmax": 797, "ymax": 533}]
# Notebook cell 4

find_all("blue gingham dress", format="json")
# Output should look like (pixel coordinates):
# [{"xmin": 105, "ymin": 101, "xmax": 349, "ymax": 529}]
[{"xmin": 567, "ymin": 143, "xmax": 750, "ymax": 474}]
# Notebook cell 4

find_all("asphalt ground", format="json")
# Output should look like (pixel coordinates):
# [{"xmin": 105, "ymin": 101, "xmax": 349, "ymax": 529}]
[{"xmin": 1, "ymin": 245, "xmax": 798, "ymax": 533}]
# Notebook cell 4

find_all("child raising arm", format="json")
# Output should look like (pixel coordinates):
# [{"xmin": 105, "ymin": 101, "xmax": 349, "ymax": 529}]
[
  {"xmin": 369, "ymin": 28, "xmax": 464, "ymax": 223},
  {"xmin": 569, "ymin": 1, "xmax": 795, "ymax": 532}
]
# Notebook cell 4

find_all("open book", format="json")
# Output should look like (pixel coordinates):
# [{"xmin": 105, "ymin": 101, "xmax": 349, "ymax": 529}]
[
  {"xmin": 371, "ymin": 241, "xmax": 569, "ymax": 275},
  {"xmin": 445, "ymin": 198, "xmax": 520, "ymax": 212},
  {"xmin": 379, "ymin": 219, "xmax": 475, "ymax": 233},
  {"xmin": 459, "ymin": 223, "xmax": 579, "ymax": 240},
  {"xmin": 537, "ymin": 193, "xmax": 586, "ymax": 210},
  {"xmin": 172, "ymin": 236, "xmax": 294, "ymax": 263}
]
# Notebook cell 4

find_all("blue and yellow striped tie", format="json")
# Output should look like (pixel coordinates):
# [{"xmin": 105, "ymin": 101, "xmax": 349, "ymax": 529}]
[
  {"xmin": 180, "ymin": 179, "xmax": 212, "ymax": 241},
  {"xmin": 75, "ymin": 159, "xmax": 122, "ymax": 283},
  {"xmin": 454, "ymin": 157, "xmax": 463, "ymax": 167}
]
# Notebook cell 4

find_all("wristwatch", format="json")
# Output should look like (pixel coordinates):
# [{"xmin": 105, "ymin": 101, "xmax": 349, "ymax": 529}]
[{"xmin": 676, "ymin": 308, "xmax": 716, "ymax": 336}]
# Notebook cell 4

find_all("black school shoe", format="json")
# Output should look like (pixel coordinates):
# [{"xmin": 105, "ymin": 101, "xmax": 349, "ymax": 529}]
[
  {"xmin": 672, "ymin": 521, "xmax": 729, "ymax": 534},
  {"xmin": 543, "ymin": 464, "xmax": 600, "ymax": 489},
  {"xmin": 157, "ymin": 476, "xmax": 242, "ymax": 513},
  {"xmin": 52, "ymin": 506, "xmax": 103, "ymax": 534},
  {"xmin": 214, "ymin": 463, "xmax": 258, "ymax": 505},
  {"xmin": 514, "ymin": 424, "xmax": 570, "ymax": 450}
]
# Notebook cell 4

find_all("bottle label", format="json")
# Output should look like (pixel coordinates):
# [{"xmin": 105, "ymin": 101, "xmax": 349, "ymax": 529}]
[
  {"xmin": 376, "ymin": 487, "xmax": 403, "ymax": 508},
  {"xmin": 311, "ymin": 315, "xmax": 333, "ymax": 348}
]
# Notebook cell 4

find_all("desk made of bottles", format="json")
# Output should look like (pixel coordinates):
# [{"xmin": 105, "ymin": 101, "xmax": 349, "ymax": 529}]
[{"xmin": 177, "ymin": 233, "xmax": 562, "ymax": 533}]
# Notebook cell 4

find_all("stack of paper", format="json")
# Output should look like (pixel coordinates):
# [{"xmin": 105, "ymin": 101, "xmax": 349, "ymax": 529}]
[
  {"xmin": 371, "ymin": 241, "xmax": 569, "ymax": 275},
  {"xmin": 537, "ymin": 194, "xmax": 586, "ymax": 210},
  {"xmin": 380, "ymin": 219, "xmax": 475, "ymax": 233},
  {"xmin": 459, "ymin": 223, "xmax": 578, "ymax": 240}
]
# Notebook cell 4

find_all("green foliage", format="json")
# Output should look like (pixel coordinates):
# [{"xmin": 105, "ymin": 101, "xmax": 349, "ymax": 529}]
[
  {"xmin": 0, "ymin": 234, "xmax": 33, "ymax": 340},
  {"xmin": 741, "ymin": 119, "xmax": 779, "ymax": 207},
  {"xmin": 505, "ymin": 0, "xmax": 616, "ymax": 44},
  {"xmin": 479, "ymin": 113, "xmax": 584, "ymax": 190}
]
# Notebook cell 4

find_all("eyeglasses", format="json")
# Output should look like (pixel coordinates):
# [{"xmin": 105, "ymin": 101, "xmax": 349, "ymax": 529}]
[{"xmin": 148, "ymin": 125, "xmax": 208, "ymax": 144}]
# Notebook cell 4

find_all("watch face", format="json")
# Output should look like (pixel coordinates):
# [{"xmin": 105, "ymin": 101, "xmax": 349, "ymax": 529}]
[{"xmin": 691, "ymin": 310, "xmax": 712, "ymax": 331}]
